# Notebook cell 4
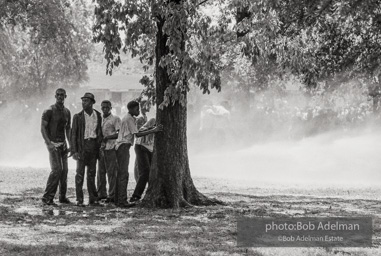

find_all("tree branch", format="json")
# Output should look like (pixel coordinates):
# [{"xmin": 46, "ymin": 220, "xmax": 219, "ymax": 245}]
[{"xmin": 197, "ymin": 0, "xmax": 210, "ymax": 7}]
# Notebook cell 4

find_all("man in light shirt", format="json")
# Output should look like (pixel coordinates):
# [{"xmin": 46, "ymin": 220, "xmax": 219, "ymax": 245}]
[
  {"xmin": 115, "ymin": 101, "xmax": 163, "ymax": 208},
  {"xmin": 71, "ymin": 93, "xmax": 103, "ymax": 207},
  {"xmin": 134, "ymin": 100, "xmax": 148, "ymax": 182},
  {"xmin": 97, "ymin": 100, "xmax": 121, "ymax": 203},
  {"xmin": 130, "ymin": 117, "xmax": 156, "ymax": 202}
]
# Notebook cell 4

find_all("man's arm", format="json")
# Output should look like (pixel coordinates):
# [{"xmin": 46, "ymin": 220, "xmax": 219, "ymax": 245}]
[
  {"xmin": 102, "ymin": 131, "xmax": 119, "ymax": 143},
  {"xmin": 96, "ymin": 111, "xmax": 103, "ymax": 144},
  {"xmin": 136, "ymin": 116, "xmax": 145, "ymax": 130},
  {"xmin": 70, "ymin": 115, "xmax": 77, "ymax": 152},
  {"xmin": 66, "ymin": 110, "xmax": 71, "ymax": 149},
  {"xmin": 125, "ymin": 115, "xmax": 162, "ymax": 138},
  {"xmin": 41, "ymin": 109, "xmax": 56, "ymax": 151},
  {"xmin": 41, "ymin": 120, "xmax": 56, "ymax": 151},
  {"xmin": 103, "ymin": 133, "xmax": 118, "ymax": 141},
  {"xmin": 135, "ymin": 124, "xmax": 163, "ymax": 138},
  {"xmin": 103, "ymin": 117, "xmax": 121, "ymax": 142},
  {"xmin": 71, "ymin": 114, "xmax": 80, "ymax": 160},
  {"xmin": 65, "ymin": 127, "xmax": 71, "ymax": 145}
]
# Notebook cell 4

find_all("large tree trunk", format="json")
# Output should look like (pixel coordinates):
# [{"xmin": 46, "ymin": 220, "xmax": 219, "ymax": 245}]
[{"xmin": 142, "ymin": 17, "xmax": 221, "ymax": 209}]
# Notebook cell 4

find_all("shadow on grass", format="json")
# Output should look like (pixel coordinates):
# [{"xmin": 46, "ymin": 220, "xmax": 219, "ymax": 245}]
[
  {"xmin": 1, "ymin": 186, "xmax": 381, "ymax": 255},
  {"xmin": 0, "ymin": 242, "xmax": 157, "ymax": 256}
]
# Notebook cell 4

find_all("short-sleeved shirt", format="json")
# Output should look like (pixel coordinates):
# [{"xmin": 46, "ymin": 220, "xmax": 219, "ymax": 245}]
[
  {"xmin": 41, "ymin": 103, "xmax": 71, "ymax": 143},
  {"xmin": 84, "ymin": 110, "xmax": 98, "ymax": 139},
  {"xmin": 138, "ymin": 118, "xmax": 156, "ymax": 152},
  {"xmin": 102, "ymin": 114, "xmax": 121, "ymax": 150},
  {"xmin": 115, "ymin": 113, "xmax": 138, "ymax": 150},
  {"xmin": 135, "ymin": 114, "xmax": 147, "ymax": 146}
]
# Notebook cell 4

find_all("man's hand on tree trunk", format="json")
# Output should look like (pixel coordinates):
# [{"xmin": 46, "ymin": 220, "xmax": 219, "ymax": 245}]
[{"xmin": 154, "ymin": 124, "xmax": 164, "ymax": 133}]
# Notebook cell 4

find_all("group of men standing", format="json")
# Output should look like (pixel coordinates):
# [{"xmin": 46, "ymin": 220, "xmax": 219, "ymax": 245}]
[{"xmin": 41, "ymin": 88, "xmax": 162, "ymax": 208}]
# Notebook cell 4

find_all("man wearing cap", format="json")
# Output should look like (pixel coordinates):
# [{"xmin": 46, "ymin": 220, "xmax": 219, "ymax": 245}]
[
  {"xmin": 41, "ymin": 88, "xmax": 71, "ymax": 206},
  {"xmin": 71, "ymin": 92, "xmax": 103, "ymax": 206},
  {"xmin": 97, "ymin": 100, "xmax": 121, "ymax": 203}
]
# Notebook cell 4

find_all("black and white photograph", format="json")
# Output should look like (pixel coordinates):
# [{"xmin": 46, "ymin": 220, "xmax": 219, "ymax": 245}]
[{"xmin": 0, "ymin": 0, "xmax": 381, "ymax": 255}]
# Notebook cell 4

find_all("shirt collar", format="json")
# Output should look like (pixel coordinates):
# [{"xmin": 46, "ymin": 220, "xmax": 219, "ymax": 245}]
[
  {"xmin": 55, "ymin": 103, "xmax": 64, "ymax": 110},
  {"xmin": 103, "ymin": 113, "xmax": 113, "ymax": 120},
  {"xmin": 84, "ymin": 110, "xmax": 94, "ymax": 117}
]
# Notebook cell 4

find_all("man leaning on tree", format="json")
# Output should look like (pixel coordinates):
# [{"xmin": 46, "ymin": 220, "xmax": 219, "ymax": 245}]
[
  {"xmin": 133, "ymin": 100, "xmax": 148, "ymax": 182},
  {"xmin": 114, "ymin": 100, "xmax": 163, "ymax": 208},
  {"xmin": 71, "ymin": 92, "xmax": 103, "ymax": 207},
  {"xmin": 41, "ymin": 88, "xmax": 71, "ymax": 206},
  {"xmin": 130, "ymin": 117, "xmax": 157, "ymax": 203}
]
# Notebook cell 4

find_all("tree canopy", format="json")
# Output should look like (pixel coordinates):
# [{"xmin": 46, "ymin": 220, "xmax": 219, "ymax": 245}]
[
  {"xmin": 222, "ymin": 0, "xmax": 381, "ymax": 90},
  {"xmin": 94, "ymin": 0, "xmax": 381, "ymax": 104},
  {"xmin": 93, "ymin": 0, "xmax": 225, "ymax": 108},
  {"xmin": 0, "ymin": 0, "xmax": 92, "ymax": 98}
]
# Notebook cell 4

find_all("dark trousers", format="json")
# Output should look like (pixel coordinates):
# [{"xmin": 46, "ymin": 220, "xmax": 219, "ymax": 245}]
[
  {"xmin": 43, "ymin": 145, "xmax": 68, "ymax": 201},
  {"xmin": 132, "ymin": 144, "xmax": 153, "ymax": 199},
  {"xmin": 134, "ymin": 160, "xmax": 139, "ymax": 182},
  {"xmin": 75, "ymin": 139, "xmax": 98, "ymax": 203},
  {"xmin": 115, "ymin": 143, "xmax": 130, "ymax": 204},
  {"xmin": 97, "ymin": 149, "xmax": 118, "ymax": 200}
]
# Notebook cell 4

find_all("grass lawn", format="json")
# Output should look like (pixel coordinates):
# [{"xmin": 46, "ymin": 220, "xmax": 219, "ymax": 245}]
[{"xmin": 0, "ymin": 166, "xmax": 380, "ymax": 256}]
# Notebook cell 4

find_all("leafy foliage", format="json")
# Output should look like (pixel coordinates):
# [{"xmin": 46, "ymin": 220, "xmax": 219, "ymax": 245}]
[
  {"xmin": 225, "ymin": 0, "xmax": 381, "ymax": 89},
  {"xmin": 0, "ymin": 0, "xmax": 92, "ymax": 98},
  {"xmin": 93, "ymin": 0, "xmax": 381, "ymax": 112},
  {"xmin": 93, "ymin": 0, "xmax": 225, "ymax": 108}
]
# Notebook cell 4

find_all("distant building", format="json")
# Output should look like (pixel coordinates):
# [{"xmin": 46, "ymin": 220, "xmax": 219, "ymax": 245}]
[{"xmin": 71, "ymin": 73, "xmax": 147, "ymax": 116}]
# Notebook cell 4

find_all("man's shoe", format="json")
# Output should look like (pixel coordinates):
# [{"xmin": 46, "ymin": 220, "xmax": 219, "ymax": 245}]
[
  {"xmin": 88, "ymin": 201, "xmax": 101, "ymax": 207},
  {"xmin": 59, "ymin": 198, "xmax": 71, "ymax": 204},
  {"xmin": 76, "ymin": 202, "xmax": 85, "ymax": 207},
  {"xmin": 105, "ymin": 198, "xmax": 115, "ymax": 203},
  {"xmin": 129, "ymin": 196, "xmax": 140, "ymax": 203},
  {"xmin": 42, "ymin": 198, "xmax": 57, "ymax": 206},
  {"xmin": 117, "ymin": 202, "xmax": 136, "ymax": 208}
]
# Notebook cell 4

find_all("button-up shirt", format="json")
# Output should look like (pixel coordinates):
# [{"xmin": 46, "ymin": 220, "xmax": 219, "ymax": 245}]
[
  {"xmin": 115, "ymin": 113, "xmax": 138, "ymax": 150},
  {"xmin": 102, "ymin": 114, "xmax": 121, "ymax": 150},
  {"xmin": 84, "ymin": 110, "xmax": 98, "ymax": 139}
]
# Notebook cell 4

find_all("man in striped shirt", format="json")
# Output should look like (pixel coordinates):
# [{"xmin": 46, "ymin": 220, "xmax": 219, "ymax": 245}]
[{"xmin": 97, "ymin": 100, "xmax": 121, "ymax": 203}]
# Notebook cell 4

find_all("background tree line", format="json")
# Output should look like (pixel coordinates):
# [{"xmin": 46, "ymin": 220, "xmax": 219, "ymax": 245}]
[
  {"xmin": 0, "ymin": 0, "xmax": 93, "ymax": 99},
  {"xmin": 222, "ymin": 0, "xmax": 381, "ymax": 98}
]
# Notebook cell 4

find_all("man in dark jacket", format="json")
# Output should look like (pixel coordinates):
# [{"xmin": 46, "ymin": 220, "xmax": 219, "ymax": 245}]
[
  {"xmin": 71, "ymin": 92, "xmax": 103, "ymax": 206},
  {"xmin": 41, "ymin": 88, "xmax": 71, "ymax": 206}
]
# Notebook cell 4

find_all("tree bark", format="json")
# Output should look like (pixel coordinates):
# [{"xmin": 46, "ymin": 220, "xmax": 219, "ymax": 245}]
[{"xmin": 142, "ymin": 17, "xmax": 222, "ymax": 209}]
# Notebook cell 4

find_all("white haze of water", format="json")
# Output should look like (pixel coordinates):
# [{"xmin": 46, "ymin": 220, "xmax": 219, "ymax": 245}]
[
  {"xmin": 0, "ymin": 92, "xmax": 380, "ymax": 188},
  {"xmin": 190, "ymin": 128, "xmax": 381, "ymax": 187}
]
